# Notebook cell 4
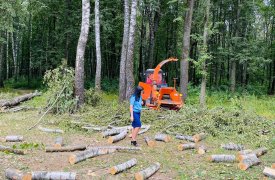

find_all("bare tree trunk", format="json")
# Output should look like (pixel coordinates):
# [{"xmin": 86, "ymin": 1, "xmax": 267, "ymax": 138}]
[
  {"xmin": 75, "ymin": 0, "xmax": 90, "ymax": 106},
  {"xmin": 180, "ymin": 0, "xmax": 195, "ymax": 101},
  {"xmin": 199, "ymin": 0, "xmax": 210, "ymax": 108},
  {"xmin": 28, "ymin": 6, "xmax": 33, "ymax": 85},
  {"xmin": 119, "ymin": 0, "xmax": 130, "ymax": 102},
  {"xmin": 6, "ymin": 31, "xmax": 9, "ymax": 79},
  {"xmin": 0, "ymin": 35, "xmax": 3, "ymax": 87},
  {"xmin": 11, "ymin": 29, "xmax": 19, "ymax": 79},
  {"xmin": 95, "ymin": 0, "xmax": 102, "ymax": 91},
  {"xmin": 125, "ymin": 0, "xmax": 138, "ymax": 99}
]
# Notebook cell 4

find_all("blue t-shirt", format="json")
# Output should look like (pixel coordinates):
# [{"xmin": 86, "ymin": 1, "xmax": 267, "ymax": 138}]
[{"xmin": 130, "ymin": 95, "xmax": 142, "ymax": 113}]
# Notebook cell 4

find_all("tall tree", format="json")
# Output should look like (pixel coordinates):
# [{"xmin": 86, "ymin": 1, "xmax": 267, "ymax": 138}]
[
  {"xmin": 0, "ymin": 33, "xmax": 3, "ymax": 87},
  {"xmin": 75, "ymin": 0, "xmax": 90, "ymax": 106},
  {"xmin": 199, "ymin": 0, "xmax": 210, "ymax": 108},
  {"xmin": 95, "ymin": 0, "xmax": 102, "ymax": 91},
  {"xmin": 119, "ymin": 0, "xmax": 130, "ymax": 102},
  {"xmin": 180, "ymin": 0, "xmax": 195, "ymax": 100},
  {"xmin": 125, "ymin": 0, "xmax": 138, "ymax": 99}
]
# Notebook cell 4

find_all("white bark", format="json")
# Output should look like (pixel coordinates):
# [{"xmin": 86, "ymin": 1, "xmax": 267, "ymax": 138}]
[
  {"xmin": 75, "ymin": 0, "xmax": 90, "ymax": 105},
  {"xmin": 95, "ymin": 0, "xmax": 102, "ymax": 91}
]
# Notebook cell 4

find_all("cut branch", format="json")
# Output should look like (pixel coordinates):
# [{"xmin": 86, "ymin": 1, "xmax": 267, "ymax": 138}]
[
  {"xmin": 208, "ymin": 155, "xmax": 236, "ymax": 163},
  {"xmin": 135, "ymin": 162, "xmax": 161, "ymax": 180},
  {"xmin": 109, "ymin": 158, "xmax": 137, "ymax": 175},
  {"xmin": 46, "ymin": 145, "xmax": 87, "ymax": 152}
]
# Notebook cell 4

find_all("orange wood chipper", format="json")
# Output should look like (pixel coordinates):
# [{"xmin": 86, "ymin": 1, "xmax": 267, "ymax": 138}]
[{"xmin": 138, "ymin": 57, "xmax": 184, "ymax": 110}]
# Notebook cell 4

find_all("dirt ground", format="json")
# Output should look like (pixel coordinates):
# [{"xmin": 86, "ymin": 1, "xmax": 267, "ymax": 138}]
[{"xmin": 0, "ymin": 109, "xmax": 274, "ymax": 180}]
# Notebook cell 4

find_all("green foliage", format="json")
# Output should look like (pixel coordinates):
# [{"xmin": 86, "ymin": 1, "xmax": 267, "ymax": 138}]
[
  {"xmin": 84, "ymin": 88, "xmax": 102, "ymax": 106},
  {"xmin": 4, "ymin": 77, "xmax": 43, "ymax": 89},
  {"xmin": 12, "ymin": 142, "xmax": 43, "ymax": 150},
  {"xmin": 43, "ymin": 61, "xmax": 77, "ymax": 114}
]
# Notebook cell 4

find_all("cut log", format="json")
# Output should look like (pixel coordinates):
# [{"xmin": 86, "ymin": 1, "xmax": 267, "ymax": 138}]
[
  {"xmin": 0, "ymin": 135, "xmax": 23, "ymax": 142},
  {"xmin": 0, "ymin": 91, "xmax": 41, "ymax": 107},
  {"xmin": 252, "ymin": 147, "xmax": 267, "ymax": 157},
  {"xmin": 272, "ymin": 164, "xmax": 275, "ymax": 169},
  {"xmin": 38, "ymin": 126, "xmax": 64, "ymax": 133},
  {"xmin": 237, "ymin": 153, "xmax": 258, "ymax": 162},
  {"xmin": 89, "ymin": 146, "xmax": 141, "ymax": 151},
  {"xmin": 175, "ymin": 134, "xmax": 195, "ymax": 142},
  {"xmin": 82, "ymin": 125, "xmax": 108, "ymax": 131},
  {"xmin": 102, "ymin": 129, "xmax": 123, "ymax": 138},
  {"xmin": 0, "ymin": 145, "xmax": 26, "ymax": 155},
  {"xmin": 237, "ymin": 149, "xmax": 253, "ymax": 156},
  {"xmin": 5, "ymin": 168, "xmax": 31, "ymax": 180},
  {"xmin": 46, "ymin": 145, "xmax": 86, "ymax": 152},
  {"xmin": 108, "ymin": 130, "xmax": 127, "ymax": 144},
  {"xmin": 208, "ymin": 155, "xmax": 236, "ymax": 163},
  {"xmin": 69, "ymin": 148, "xmax": 116, "ymax": 164},
  {"xmin": 53, "ymin": 137, "xmax": 63, "ymax": 148},
  {"xmin": 263, "ymin": 167, "xmax": 275, "ymax": 179},
  {"xmin": 178, "ymin": 143, "xmax": 195, "ymax": 151},
  {"xmin": 135, "ymin": 162, "xmax": 160, "ymax": 180},
  {"xmin": 109, "ymin": 158, "xmax": 137, "ymax": 175},
  {"xmin": 221, "ymin": 143, "xmax": 244, "ymax": 151},
  {"xmin": 144, "ymin": 137, "xmax": 156, "ymax": 147},
  {"xmin": 193, "ymin": 133, "xmax": 206, "ymax": 143},
  {"xmin": 138, "ymin": 125, "xmax": 151, "ymax": 135},
  {"xmin": 30, "ymin": 171, "xmax": 76, "ymax": 180},
  {"xmin": 155, "ymin": 134, "xmax": 171, "ymax": 142},
  {"xmin": 197, "ymin": 145, "xmax": 207, "ymax": 154},
  {"xmin": 238, "ymin": 153, "xmax": 260, "ymax": 170}
]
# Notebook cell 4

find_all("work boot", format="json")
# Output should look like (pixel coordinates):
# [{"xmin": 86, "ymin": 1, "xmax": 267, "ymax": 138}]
[{"xmin": 131, "ymin": 141, "xmax": 138, "ymax": 146}]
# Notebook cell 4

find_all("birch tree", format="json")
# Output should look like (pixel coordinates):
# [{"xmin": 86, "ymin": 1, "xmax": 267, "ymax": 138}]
[{"xmin": 95, "ymin": 0, "xmax": 102, "ymax": 91}]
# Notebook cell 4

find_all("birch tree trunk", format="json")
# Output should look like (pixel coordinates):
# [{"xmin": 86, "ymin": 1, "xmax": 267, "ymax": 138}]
[
  {"xmin": 180, "ymin": 0, "xmax": 195, "ymax": 101},
  {"xmin": 0, "ymin": 37, "xmax": 3, "ymax": 87},
  {"xmin": 6, "ymin": 31, "xmax": 9, "ymax": 79},
  {"xmin": 199, "ymin": 0, "xmax": 210, "ymax": 108},
  {"xmin": 95, "ymin": 0, "xmax": 102, "ymax": 91},
  {"xmin": 75, "ymin": 0, "xmax": 90, "ymax": 106},
  {"xmin": 119, "ymin": 0, "xmax": 130, "ymax": 102},
  {"xmin": 125, "ymin": 0, "xmax": 138, "ymax": 99}
]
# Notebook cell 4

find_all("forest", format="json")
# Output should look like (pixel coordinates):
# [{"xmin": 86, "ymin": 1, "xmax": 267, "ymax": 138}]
[{"xmin": 0, "ymin": 0, "xmax": 274, "ymax": 179}]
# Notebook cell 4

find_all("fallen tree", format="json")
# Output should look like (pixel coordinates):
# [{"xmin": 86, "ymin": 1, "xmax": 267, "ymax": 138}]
[
  {"xmin": 135, "ymin": 162, "xmax": 160, "ymax": 180},
  {"xmin": 0, "ymin": 91, "xmax": 41, "ymax": 108},
  {"xmin": 109, "ymin": 158, "xmax": 137, "ymax": 175}
]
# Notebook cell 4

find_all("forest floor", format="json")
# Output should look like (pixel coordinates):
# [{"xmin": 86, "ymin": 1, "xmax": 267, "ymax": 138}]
[{"xmin": 0, "ymin": 90, "xmax": 274, "ymax": 179}]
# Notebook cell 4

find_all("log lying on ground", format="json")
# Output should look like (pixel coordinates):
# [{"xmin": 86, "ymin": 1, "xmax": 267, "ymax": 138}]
[
  {"xmin": 0, "ymin": 91, "xmax": 41, "ymax": 107},
  {"xmin": 175, "ymin": 134, "xmax": 195, "ymax": 142},
  {"xmin": 237, "ymin": 153, "xmax": 258, "ymax": 162},
  {"xmin": 155, "ymin": 134, "xmax": 171, "ymax": 142},
  {"xmin": 252, "ymin": 147, "xmax": 267, "ymax": 157},
  {"xmin": 238, "ymin": 153, "xmax": 260, "ymax": 170},
  {"xmin": 138, "ymin": 125, "xmax": 151, "ymax": 135},
  {"xmin": 46, "ymin": 145, "xmax": 86, "ymax": 152},
  {"xmin": 109, "ymin": 158, "xmax": 137, "ymax": 175},
  {"xmin": 108, "ymin": 130, "xmax": 127, "ymax": 144},
  {"xmin": 193, "ymin": 133, "xmax": 206, "ymax": 143},
  {"xmin": 135, "ymin": 162, "xmax": 160, "ymax": 180},
  {"xmin": 5, "ymin": 168, "xmax": 31, "ymax": 180},
  {"xmin": 144, "ymin": 137, "xmax": 156, "ymax": 147},
  {"xmin": 53, "ymin": 137, "xmax": 63, "ymax": 148},
  {"xmin": 237, "ymin": 149, "xmax": 253, "ymax": 156},
  {"xmin": 178, "ymin": 143, "xmax": 195, "ymax": 151},
  {"xmin": 198, "ymin": 145, "xmax": 207, "ymax": 155},
  {"xmin": 208, "ymin": 155, "xmax": 236, "ymax": 163},
  {"xmin": 263, "ymin": 167, "xmax": 275, "ymax": 179},
  {"xmin": 69, "ymin": 148, "xmax": 116, "ymax": 164},
  {"xmin": 82, "ymin": 125, "xmax": 108, "ymax": 131},
  {"xmin": 102, "ymin": 129, "xmax": 123, "ymax": 138},
  {"xmin": 221, "ymin": 143, "xmax": 244, "ymax": 151},
  {"xmin": 38, "ymin": 126, "xmax": 64, "ymax": 133},
  {"xmin": 0, "ymin": 135, "xmax": 23, "ymax": 142},
  {"xmin": 89, "ymin": 146, "xmax": 141, "ymax": 151},
  {"xmin": 30, "ymin": 171, "xmax": 77, "ymax": 180},
  {"xmin": 0, "ymin": 145, "xmax": 26, "ymax": 155}
]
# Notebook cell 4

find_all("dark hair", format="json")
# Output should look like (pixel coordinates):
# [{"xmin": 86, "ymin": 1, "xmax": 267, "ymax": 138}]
[{"xmin": 133, "ymin": 86, "xmax": 143, "ymax": 101}]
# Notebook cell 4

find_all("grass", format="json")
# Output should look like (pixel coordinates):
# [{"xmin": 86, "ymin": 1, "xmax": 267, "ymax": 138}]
[{"xmin": 0, "ymin": 89, "xmax": 274, "ymax": 179}]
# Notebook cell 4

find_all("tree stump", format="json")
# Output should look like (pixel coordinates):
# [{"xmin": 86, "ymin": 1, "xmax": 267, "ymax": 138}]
[
  {"xmin": 108, "ymin": 130, "xmax": 127, "ymax": 143},
  {"xmin": 208, "ymin": 155, "xmax": 236, "ymax": 163},
  {"xmin": 193, "ymin": 133, "xmax": 206, "ymax": 143},
  {"xmin": 69, "ymin": 148, "xmax": 116, "ymax": 164},
  {"xmin": 1, "ymin": 136, "xmax": 24, "ymax": 142},
  {"xmin": 175, "ymin": 134, "xmax": 195, "ymax": 142},
  {"xmin": 221, "ymin": 143, "xmax": 244, "ymax": 151},
  {"xmin": 144, "ymin": 137, "xmax": 156, "ymax": 147},
  {"xmin": 263, "ymin": 167, "xmax": 275, "ymax": 179},
  {"xmin": 54, "ymin": 137, "xmax": 63, "ymax": 148},
  {"xmin": 135, "ymin": 162, "xmax": 160, "ymax": 180},
  {"xmin": 0, "ymin": 145, "xmax": 26, "ymax": 155},
  {"xmin": 46, "ymin": 145, "xmax": 86, "ymax": 152},
  {"xmin": 155, "ymin": 134, "xmax": 171, "ymax": 142},
  {"xmin": 178, "ymin": 143, "xmax": 195, "ymax": 151},
  {"xmin": 109, "ymin": 158, "xmax": 137, "ymax": 175},
  {"xmin": 5, "ymin": 168, "xmax": 31, "ymax": 180},
  {"xmin": 197, "ymin": 145, "xmax": 207, "ymax": 154},
  {"xmin": 30, "ymin": 171, "xmax": 76, "ymax": 180},
  {"xmin": 238, "ymin": 154, "xmax": 260, "ymax": 170}
]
